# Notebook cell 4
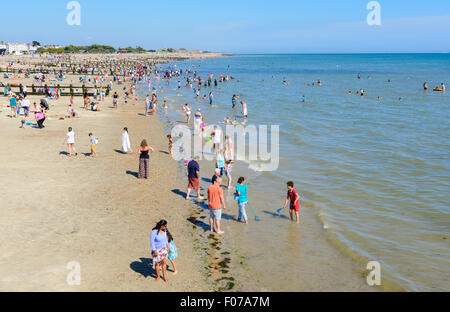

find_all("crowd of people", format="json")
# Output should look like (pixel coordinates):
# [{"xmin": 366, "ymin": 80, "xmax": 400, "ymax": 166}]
[{"xmin": 2, "ymin": 57, "xmax": 303, "ymax": 284}]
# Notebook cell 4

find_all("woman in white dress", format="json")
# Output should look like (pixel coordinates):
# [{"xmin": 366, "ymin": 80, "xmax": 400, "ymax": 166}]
[{"xmin": 122, "ymin": 127, "xmax": 132, "ymax": 153}]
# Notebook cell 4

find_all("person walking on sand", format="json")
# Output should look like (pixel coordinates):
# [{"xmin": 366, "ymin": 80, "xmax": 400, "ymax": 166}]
[
  {"xmin": 63, "ymin": 127, "xmax": 77, "ymax": 157},
  {"xmin": 216, "ymin": 149, "xmax": 226, "ymax": 177},
  {"xmin": 208, "ymin": 177, "xmax": 227, "ymax": 235},
  {"xmin": 225, "ymin": 136, "xmax": 234, "ymax": 161},
  {"xmin": 138, "ymin": 139, "xmax": 154, "ymax": 179},
  {"xmin": 89, "ymin": 133, "xmax": 98, "ymax": 157},
  {"xmin": 113, "ymin": 91, "xmax": 119, "ymax": 109},
  {"xmin": 235, "ymin": 177, "xmax": 249, "ymax": 224},
  {"xmin": 150, "ymin": 220, "xmax": 169, "ymax": 283},
  {"xmin": 83, "ymin": 94, "xmax": 89, "ymax": 110},
  {"xmin": 145, "ymin": 94, "xmax": 151, "ymax": 116},
  {"xmin": 10, "ymin": 95, "xmax": 18, "ymax": 118},
  {"xmin": 186, "ymin": 156, "xmax": 204, "ymax": 201},
  {"xmin": 167, "ymin": 135, "xmax": 173, "ymax": 155},
  {"xmin": 167, "ymin": 231, "xmax": 178, "ymax": 275},
  {"xmin": 225, "ymin": 160, "xmax": 233, "ymax": 189},
  {"xmin": 122, "ymin": 127, "xmax": 132, "ymax": 153},
  {"xmin": 282, "ymin": 181, "xmax": 301, "ymax": 224}
]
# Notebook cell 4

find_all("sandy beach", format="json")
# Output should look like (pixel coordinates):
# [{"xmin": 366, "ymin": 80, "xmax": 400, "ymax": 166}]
[{"xmin": 0, "ymin": 55, "xmax": 214, "ymax": 291}]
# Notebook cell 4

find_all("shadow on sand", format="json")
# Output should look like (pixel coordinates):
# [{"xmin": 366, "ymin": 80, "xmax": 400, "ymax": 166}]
[
  {"xmin": 126, "ymin": 170, "xmax": 139, "ymax": 178},
  {"xmin": 130, "ymin": 258, "xmax": 156, "ymax": 278},
  {"xmin": 187, "ymin": 216, "xmax": 210, "ymax": 231},
  {"xmin": 171, "ymin": 189, "xmax": 187, "ymax": 198}
]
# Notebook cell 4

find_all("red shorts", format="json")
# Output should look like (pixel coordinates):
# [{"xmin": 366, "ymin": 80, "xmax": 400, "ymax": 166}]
[
  {"xmin": 290, "ymin": 205, "xmax": 300, "ymax": 212},
  {"xmin": 188, "ymin": 177, "xmax": 199, "ymax": 190}
]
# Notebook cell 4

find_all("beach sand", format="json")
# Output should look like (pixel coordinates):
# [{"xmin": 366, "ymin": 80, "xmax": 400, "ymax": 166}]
[{"xmin": 0, "ymin": 73, "xmax": 209, "ymax": 291}]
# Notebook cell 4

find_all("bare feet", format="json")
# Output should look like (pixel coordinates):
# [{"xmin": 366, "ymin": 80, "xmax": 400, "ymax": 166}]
[
  {"xmin": 217, "ymin": 230, "xmax": 225, "ymax": 235},
  {"xmin": 155, "ymin": 276, "xmax": 160, "ymax": 282},
  {"xmin": 173, "ymin": 271, "xmax": 178, "ymax": 275},
  {"xmin": 162, "ymin": 276, "xmax": 168, "ymax": 283}
]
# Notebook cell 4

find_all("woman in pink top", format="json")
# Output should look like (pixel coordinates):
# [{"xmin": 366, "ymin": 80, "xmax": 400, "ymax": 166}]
[{"xmin": 35, "ymin": 110, "xmax": 46, "ymax": 129}]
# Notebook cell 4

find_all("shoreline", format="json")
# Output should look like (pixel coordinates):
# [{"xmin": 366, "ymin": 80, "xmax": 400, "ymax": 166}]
[{"xmin": 144, "ymin": 78, "xmax": 387, "ymax": 292}]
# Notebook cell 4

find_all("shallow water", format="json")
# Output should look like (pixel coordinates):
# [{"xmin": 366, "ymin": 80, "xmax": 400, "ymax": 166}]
[{"xmin": 140, "ymin": 54, "xmax": 450, "ymax": 291}]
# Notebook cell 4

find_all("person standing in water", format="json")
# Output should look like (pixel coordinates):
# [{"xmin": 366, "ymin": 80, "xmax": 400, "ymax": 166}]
[
  {"xmin": 423, "ymin": 82, "xmax": 428, "ymax": 90},
  {"xmin": 282, "ymin": 181, "xmax": 301, "ymax": 224},
  {"xmin": 241, "ymin": 101, "xmax": 248, "ymax": 119},
  {"xmin": 184, "ymin": 104, "xmax": 191, "ymax": 124},
  {"xmin": 194, "ymin": 109, "xmax": 202, "ymax": 135},
  {"xmin": 209, "ymin": 92, "xmax": 214, "ymax": 105}
]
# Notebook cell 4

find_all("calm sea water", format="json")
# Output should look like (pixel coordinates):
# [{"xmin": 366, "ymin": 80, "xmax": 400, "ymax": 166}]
[{"xmin": 141, "ymin": 54, "xmax": 450, "ymax": 291}]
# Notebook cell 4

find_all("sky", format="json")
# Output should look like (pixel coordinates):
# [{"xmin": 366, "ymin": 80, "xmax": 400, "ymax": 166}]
[{"xmin": 1, "ymin": 0, "xmax": 449, "ymax": 53}]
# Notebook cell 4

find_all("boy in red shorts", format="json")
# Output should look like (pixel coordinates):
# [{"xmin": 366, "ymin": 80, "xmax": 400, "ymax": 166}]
[{"xmin": 283, "ymin": 181, "xmax": 300, "ymax": 224}]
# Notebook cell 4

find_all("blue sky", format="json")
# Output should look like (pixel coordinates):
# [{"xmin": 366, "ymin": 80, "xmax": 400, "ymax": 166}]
[{"xmin": 1, "ymin": 0, "xmax": 449, "ymax": 53}]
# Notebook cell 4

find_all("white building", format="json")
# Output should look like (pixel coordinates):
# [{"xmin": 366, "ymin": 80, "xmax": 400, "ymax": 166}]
[{"xmin": 4, "ymin": 43, "xmax": 38, "ymax": 55}]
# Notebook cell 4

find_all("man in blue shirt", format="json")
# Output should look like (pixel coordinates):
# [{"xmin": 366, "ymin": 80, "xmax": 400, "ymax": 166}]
[{"xmin": 186, "ymin": 156, "xmax": 203, "ymax": 201}]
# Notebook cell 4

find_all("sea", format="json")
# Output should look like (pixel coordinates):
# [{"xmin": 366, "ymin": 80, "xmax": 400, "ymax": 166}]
[{"xmin": 138, "ymin": 54, "xmax": 449, "ymax": 292}]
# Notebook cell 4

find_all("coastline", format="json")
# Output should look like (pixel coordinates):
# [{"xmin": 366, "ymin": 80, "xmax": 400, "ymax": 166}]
[{"xmin": 144, "ymin": 83, "xmax": 386, "ymax": 292}]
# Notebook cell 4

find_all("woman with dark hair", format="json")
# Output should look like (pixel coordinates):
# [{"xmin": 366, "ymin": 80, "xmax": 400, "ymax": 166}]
[
  {"xmin": 235, "ymin": 177, "xmax": 249, "ymax": 224},
  {"xmin": 138, "ymin": 139, "xmax": 154, "ymax": 179},
  {"xmin": 150, "ymin": 220, "xmax": 169, "ymax": 282}
]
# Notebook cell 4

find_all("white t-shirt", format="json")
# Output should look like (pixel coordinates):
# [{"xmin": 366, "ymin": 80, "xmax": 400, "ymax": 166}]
[
  {"xmin": 67, "ymin": 131, "xmax": 75, "ymax": 144},
  {"xmin": 20, "ymin": 99, "xmax": 30, "ymax": 107}
]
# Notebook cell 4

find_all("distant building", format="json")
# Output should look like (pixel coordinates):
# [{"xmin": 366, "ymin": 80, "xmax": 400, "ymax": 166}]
[
  {"xmin": 43, "ymin": 44, "xmax": 62, "ymax": 49},
  {"xmin": 3, "ymin": 42, "xmax": 38, "ymax": 55}
]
